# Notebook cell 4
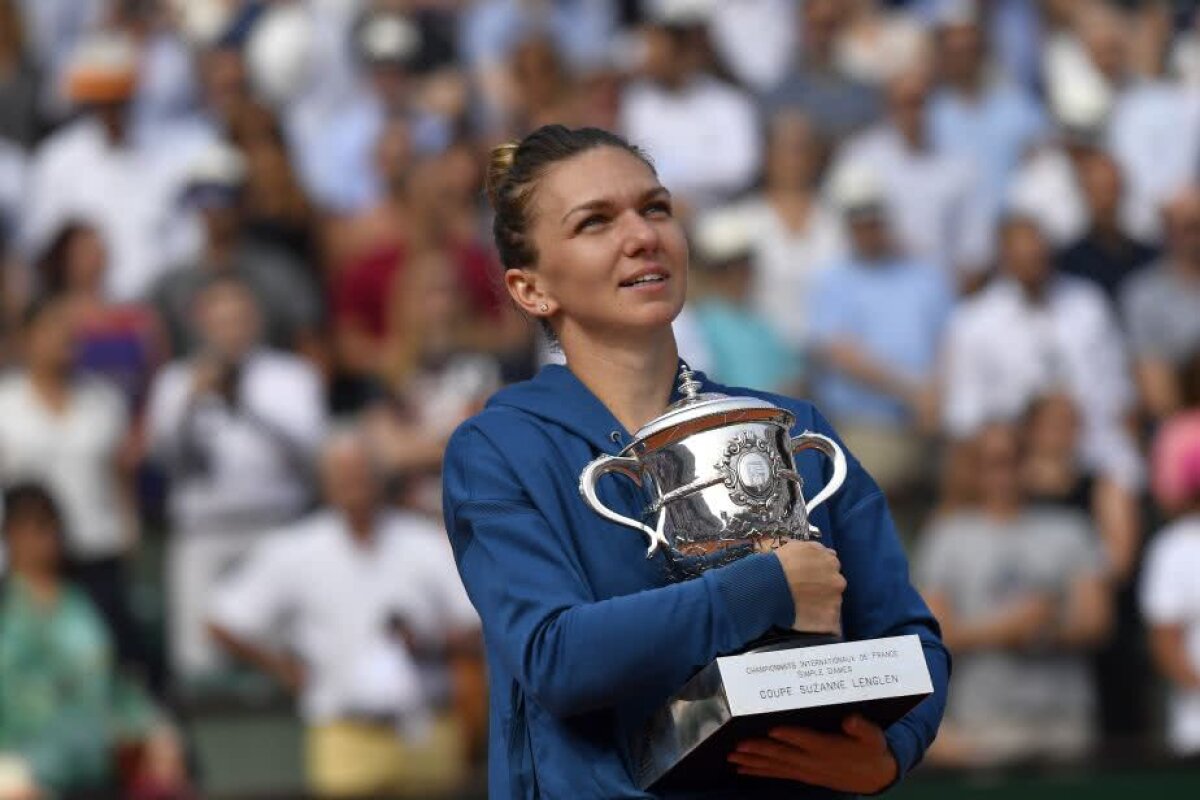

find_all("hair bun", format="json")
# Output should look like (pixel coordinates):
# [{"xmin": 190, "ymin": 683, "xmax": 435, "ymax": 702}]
[{"xmin": 486, "ymin": 141, "xmax": 520, "ymax": 209}]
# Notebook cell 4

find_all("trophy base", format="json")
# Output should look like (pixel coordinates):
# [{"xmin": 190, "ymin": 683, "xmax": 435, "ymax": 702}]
[{"xmin": 632, "ymin": 634, "xmax": 933, "ymax": 793}]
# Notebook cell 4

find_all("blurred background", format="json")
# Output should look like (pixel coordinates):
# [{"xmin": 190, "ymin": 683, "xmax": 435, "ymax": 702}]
[{"xmin": 0, "ymin": 0, "xmax": 1198, "ymax": 797}]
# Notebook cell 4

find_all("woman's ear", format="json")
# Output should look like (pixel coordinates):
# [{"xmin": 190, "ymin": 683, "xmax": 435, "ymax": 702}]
[{"xmin": 505, "ymin": 268, "xmax": 556, "ymax": 318}]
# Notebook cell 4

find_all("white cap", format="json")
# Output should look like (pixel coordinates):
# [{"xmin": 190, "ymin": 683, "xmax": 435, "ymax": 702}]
[
  {"xmin": 245, "ymin": 3, "xmax": 316, "ymax": 108},
  {"xmin": 693, "ymin": 208, "xmax": 755, "ymax": 265},
  {"xmin": 186, "ymin": 140, "xmax": 246, "ymax": 188},
  {"xmin": 826, "ymin": 162, "xmax": 887, "ymax": 215},
  {"xmin": 171, "ymin": 0, "xmax": 236, "ymax": 47},
  {"xmin": 358, "ymin": 11, "xmax": 422, "ymax": 64},
  {"xmin": 646, "ymin": 0, "xmax": 714, "ymax": 27},
  {"xmin": 1049, "ymin": 68, "xmax": 1112, "ymax": 136}
]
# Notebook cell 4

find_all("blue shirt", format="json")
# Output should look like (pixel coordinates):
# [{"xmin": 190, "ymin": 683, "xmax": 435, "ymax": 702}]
[
  {"xmin": 441, "ymin": 364, "xmax": 949, "ymax": 799},
  {"xmin": 928, "ymin": 82, "xmax": 1047, "ymax": 218},
  {"xmin": 808, "ymin": 257, "xmax": 954, "ymax": 425},
  {"xmin": 693, "ymin": 298, "xmax": 801, "ymax": 393}
]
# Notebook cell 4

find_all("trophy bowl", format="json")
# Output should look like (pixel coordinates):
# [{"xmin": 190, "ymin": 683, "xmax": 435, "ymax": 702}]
[{"xmin": 579, "ymin": 366, "xmax": 847, "ymax": 578}]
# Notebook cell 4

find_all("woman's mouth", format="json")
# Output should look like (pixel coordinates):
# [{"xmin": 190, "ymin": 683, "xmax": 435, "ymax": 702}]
[{"xmin": 619, "ymin": 271, "xmax": 669, "ymax": 288}]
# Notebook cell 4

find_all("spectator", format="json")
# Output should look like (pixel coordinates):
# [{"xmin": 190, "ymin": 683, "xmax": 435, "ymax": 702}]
[
  {"xmin": 686, "ymin": 207, "xmax": 801, "ymax": 395},
  {"xmin": 36, "ymin": 220, "xmax": 163, "ymax": 414},
  {"xmin": 1022, "ymin": 389, "xmax": 1148, "ymax": 743},
  {"xmin": 501, "ymin": 34, "xmax": 580, "ymax": 136},
  {"xmin": 227, "ymin": 101, "xmax": 318, "ymax": 265},
  {"xmin": 148, "ymin": 139, "xmax": 323, "ymax": 359},
  {"xmin": 741, "ymin": 110, "xmax": 846, "ymax": 354},
  {"xmin": 460, "ymin": 0, "xmax": 616, "ymax": 81},
  {"xmin": 1107, "ymin": 65, "xmax": 1200, "ymax": 244},
  {"xmin": 0, "ymin": 294, "xmax": 147, "ymax": 674},
  {"xmin": 1150, "ymin": 354, "xmax": 1200, "ymax": 518},
  {"xmin": 365, "ymin": 248, "xmax": 503, "ymax": 517},
  {"xmin": 943, "ymin": 214, "xmax": 1142, "ymax": 491},
  {"xmin": 288, "ymin": 5, "xmax": 447, "ymax": 214},
  {"xmin": 836, "ymin": 0, "xmax": 930, "ymax": 86},
  {"xmin": 918, "ymin": 423, "xmax": 1112, "ymax": 767},
  {"xmin": 1057, "ymin": 153, "xmax": 1159, "ymax": 303},
  {"xmin": 1022, "ymin": 392, "xmax": 1140, "ymax": 583},
  {"xmin": 1120, "ymin": 186, "xmax": 1200, "ymax": 422},
  {"xmin": 22, "ymin": 30, "xmax": 211, "ymax": 300},
  {"xmin": 328, "ymin": 127, "xmax": 520, "ymax": 410},
  {"xmin": 706, "ymin": 0, "xmax": 795, "ymax": 94},
  {"xmin": 619, "ymin": 9, "xmax": 760, "ymax": 211},
  {"xmin": 13, "ymin": 0, "xmax": 104, "ymax": 123},
  {"xmin": 145, "ymin": 276, "xmax": 325, "ymax": 681},
  {"xmin": 1006, "ymin": 66, "xmax": 1130, "ymax": 249},
  {"xmin": 0, "ymin": 0, "xmax": 39, "ymax": 148},
  {"xmin": 926, "ymin": 3, "xmax": 1047, "ymax": 222},
  {"xmin": 763, "ymin": 0, "xmax": 882, "ymax": 141},
  {"xmin": 0, "ymin": 483, "xmax": 185, "ymax": 799},
  {"xmin": 807, "ymin": 169, "xmax": 952, "ymax": 498},
  {"xmin": 829, "ymin": 67, "xmax": 992, "ymax": 286},
  {"xmin": 209, "ymin": 427, "xmax": 481, "ymax": 799},
  {"xmin": 1140, "ymin": 417, "xmax": 1200, "ymax": 757}
]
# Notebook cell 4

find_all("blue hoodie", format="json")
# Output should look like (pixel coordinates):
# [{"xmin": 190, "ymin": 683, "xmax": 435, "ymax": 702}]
[{"xmin": 442, "ymin": 364, "xmax": 949, "ymax": 799}]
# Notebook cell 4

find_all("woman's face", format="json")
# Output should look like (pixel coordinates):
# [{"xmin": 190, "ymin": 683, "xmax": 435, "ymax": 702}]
[
  {"xmin": 766, "ymin": 111, "xmax": 821, "ymax": 190},
  {"xmin": 27, "ymin": 302, "xmax": 78, "ymax": 372},
  {"xmin": 5, "ymin": 511, "xmax": 62, "ymax": 576},
  {"xmin": 512, "ymin": 146, "xmax": 689, "ymax": 340},
  {"xmin": 64, "ymin": 227, "xmax": 108, "ymax": 294}
]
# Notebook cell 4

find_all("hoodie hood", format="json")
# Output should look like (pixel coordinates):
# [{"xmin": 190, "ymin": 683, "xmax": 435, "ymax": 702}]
[{"xmin": 485, "ymin": 361, "xmax": 706, "ymax": 455}]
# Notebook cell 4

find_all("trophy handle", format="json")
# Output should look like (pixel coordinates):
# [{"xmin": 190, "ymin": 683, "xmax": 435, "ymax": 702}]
[
  {"xmin": 579, "ymin": 454, "xmax": 667, "ymax": 557},
  {"xmin": 790, "ymin": 431, "xmax": 849, "ymax": 534}
]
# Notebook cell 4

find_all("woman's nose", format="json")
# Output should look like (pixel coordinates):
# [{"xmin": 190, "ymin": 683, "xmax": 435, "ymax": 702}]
[{"xmin": 619, "ymin": 210, "xmax": 660, "ymax": 257}]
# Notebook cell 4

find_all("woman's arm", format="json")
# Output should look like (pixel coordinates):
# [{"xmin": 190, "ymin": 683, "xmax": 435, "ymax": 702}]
[
  {"xmin": 1055, "ymin": 573, "xmax": 1113, "ymax": 650},
  {"xmin": 443, "ymin": 424, "xmax": 797, "ymax": 719},
  {"xmin": 1091, "ymin": 476, "xmax": 1141, "ymax": 584},
  {"xmin": 1148, "ymin": 624, "xmax": 1200, "ymax": 690}
]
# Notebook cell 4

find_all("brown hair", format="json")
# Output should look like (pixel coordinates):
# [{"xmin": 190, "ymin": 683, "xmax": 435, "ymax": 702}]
[{"xmin": 485, "ymin": 125, "xmax": 654, "ymax": 272}]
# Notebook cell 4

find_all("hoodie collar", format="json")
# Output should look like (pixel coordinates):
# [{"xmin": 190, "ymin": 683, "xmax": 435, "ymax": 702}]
[{"xmin": 487, "ymin": 360, "xmax": 706, "ymax": 455}]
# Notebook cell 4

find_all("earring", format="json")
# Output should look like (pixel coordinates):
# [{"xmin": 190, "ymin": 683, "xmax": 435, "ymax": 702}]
[{"xmin": 539, "ymin": 303, "xmax": 549, "ymax": 313}]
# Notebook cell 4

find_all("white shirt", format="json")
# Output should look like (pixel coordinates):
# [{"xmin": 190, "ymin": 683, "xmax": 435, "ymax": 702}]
[
  {"xmin": 620, "ymin": 76, "xmax": 760, "ymax": 208},
  {"xmin": 22, "ymin": 117, "xmax": 209, "ymax": 300},
  {"xmin": 831, "ymin": 125, "xmax": 992, "ymax": 275},
  {"xmin": 738, "ymin": 197, "xmax": 846, "ymax": 350},
  {"xmin": 1007, "ymin": 143, "xmax": 1146, "ymax": 247},
  {"xmin": 943, "ymin": 277, "xmax": 1142, "ymax": 488},
  {"xmin": 1140, "ymin": 515, "xmax": 1200, "ymax": 755},
  {"xmin": 0, "ymin": 139, "xmax": 26, "ymax": 233},
  {"xmin": 0, "ymin": 373, "xmax": 129, "ymax": 559},
  {"xmin": 209, "ymin": 509, "xmax": 479, "ymax": 724},
  {"xmin": 145, "ymin": 350, "xmax": 326, "ymax": 534},
  {"xmin": 1107, "ymin": 82, "xmax": 1200, "ymax": 242},
  {"xmin": 707, "ymin": 0, "xmax": 795, "ymax": 93}
]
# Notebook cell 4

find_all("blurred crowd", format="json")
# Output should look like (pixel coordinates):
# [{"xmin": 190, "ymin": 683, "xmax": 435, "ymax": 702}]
[{"xmin": 0, "ymin": 0, "xmax": 1198, "ymax": 797}]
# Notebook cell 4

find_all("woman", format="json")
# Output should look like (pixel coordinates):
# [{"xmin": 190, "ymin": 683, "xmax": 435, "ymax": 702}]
[
  {"xmin": 0, "ymin": 296, "xmax": 144, "ymax": 678},
  {"xmin": 37, "ymin": 221, "xmax": 163, "ymax": 414},
  {"xmin": 0, "ymin": 484, "xmax": 184, "ymax": 799},
  {"xmin": 916, "ymin": 424, "xmax": 1110, "ymax": 769},
  {"xmin": 441, "ymin": 125, "xmax": 948, "ymax": 798},
  {"xmin": 742, "ymin": 110, "xmax": 846, "ymax": 355}
]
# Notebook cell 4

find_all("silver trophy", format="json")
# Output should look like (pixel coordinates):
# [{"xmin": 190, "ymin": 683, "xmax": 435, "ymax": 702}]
[
  {"xmin": 580, "ymin": 364, "xmax": 848, "ymax": 577},
  {"xmin": 578, "ymin": 365, "xmax": 933, "ymax": 792}
]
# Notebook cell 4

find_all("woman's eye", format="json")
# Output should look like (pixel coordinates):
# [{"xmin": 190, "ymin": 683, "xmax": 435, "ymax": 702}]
[
  {"xmin": 644, "ymin": 201, "xmax": 672, "ymax": 217},
  {"xmin": 578, "ymin": 214, "xmax": 607, "ymax": 232}
]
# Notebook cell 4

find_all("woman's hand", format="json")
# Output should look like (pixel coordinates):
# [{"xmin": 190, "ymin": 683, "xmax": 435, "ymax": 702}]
[
  {"xmin": 727, "ymin": 715, "xmax": 898, "ymax": 794},
  {"xmin": 774, "ymin": 540, "xmax": 845, "ymax": 635}
]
